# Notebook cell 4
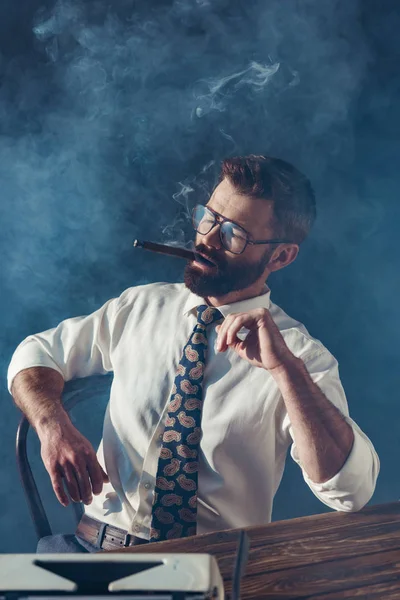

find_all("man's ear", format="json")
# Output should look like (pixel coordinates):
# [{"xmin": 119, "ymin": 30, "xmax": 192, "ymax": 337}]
[{"xmin": 268, "ymin": 244, "xmax": 299, "ymax": 273}]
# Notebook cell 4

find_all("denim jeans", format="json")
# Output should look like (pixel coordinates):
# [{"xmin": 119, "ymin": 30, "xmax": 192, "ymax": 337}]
[{"xmin": 36, "ymin": 533, "xmax": 98, "ymax": 553}]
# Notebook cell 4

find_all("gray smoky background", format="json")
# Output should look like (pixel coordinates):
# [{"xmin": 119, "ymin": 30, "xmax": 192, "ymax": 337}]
[{"xmin": 0, "ymin": 0, "xmax": 399, "ymax": 551}]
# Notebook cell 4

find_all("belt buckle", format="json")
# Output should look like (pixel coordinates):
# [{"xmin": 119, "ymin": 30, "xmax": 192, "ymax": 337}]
[{"xmin": 97, "ymin": 523, "xmax": 107, "ymax": 550}]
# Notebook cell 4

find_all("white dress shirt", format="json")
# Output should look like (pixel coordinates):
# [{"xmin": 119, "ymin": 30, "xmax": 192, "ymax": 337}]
[{"xmin": 8, "ymin": 283, "xmax": 379, "ymax": 540}]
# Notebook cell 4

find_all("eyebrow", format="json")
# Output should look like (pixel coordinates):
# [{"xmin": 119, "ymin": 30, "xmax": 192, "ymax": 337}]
[{"xmin": 205, "ymin": 205, "xmax": 249, "ymax": 232}]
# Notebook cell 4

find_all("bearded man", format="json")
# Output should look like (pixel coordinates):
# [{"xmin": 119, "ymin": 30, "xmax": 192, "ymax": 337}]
[{"xmin": 8, "ymin": 155, "xmax": 379, "ymax": 553}]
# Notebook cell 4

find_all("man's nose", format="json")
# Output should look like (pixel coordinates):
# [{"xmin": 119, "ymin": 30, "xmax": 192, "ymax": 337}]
[{"xmin": 199, "ymin": 223, "xmax": 222, "ymax": 249}]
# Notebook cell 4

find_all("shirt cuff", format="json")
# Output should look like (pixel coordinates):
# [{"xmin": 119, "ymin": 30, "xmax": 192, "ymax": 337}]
[
  {"xmin": 7, "ymin": 339, "xmax": 65, "ymax": 393},
  {"xmin": 291, "ymin": 418, "xmax": 379, "ymax": 512}
]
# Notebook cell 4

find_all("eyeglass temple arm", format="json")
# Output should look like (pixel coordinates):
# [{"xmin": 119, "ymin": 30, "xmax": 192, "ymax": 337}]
[{"xmin": 248, "ymin": 239, "xmax": 293, "ymax": 245}]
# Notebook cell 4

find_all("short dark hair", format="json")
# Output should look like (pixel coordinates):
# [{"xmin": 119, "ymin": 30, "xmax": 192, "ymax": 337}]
[{"xmin": 220, "ymin": 155, "xmax": 316, "ymax": 244}]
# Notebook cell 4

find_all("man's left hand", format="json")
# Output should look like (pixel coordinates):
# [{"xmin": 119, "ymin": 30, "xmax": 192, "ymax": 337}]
[{"xmin": 215, "ymin": 308, "xmax": 296, "ymax": 371}]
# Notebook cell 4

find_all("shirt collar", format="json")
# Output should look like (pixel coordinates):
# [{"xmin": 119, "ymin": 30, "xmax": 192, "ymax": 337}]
[{"xmin": 183, "ymin": 285, "xmax": 271, "ymax": 318}]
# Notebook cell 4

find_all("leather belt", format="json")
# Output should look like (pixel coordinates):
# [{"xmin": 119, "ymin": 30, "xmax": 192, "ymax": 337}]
[{"xmin": 76, "ymin": 514, "xmax": 150, "ymax": 551}]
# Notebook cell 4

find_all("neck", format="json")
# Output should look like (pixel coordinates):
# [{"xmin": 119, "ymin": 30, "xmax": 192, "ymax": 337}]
[{"xmin": 205, "ymin": 278, "xmax": 268, "ymax": 307}]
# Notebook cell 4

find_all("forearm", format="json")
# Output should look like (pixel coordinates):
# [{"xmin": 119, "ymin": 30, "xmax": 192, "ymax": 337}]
[
  {"xmin": 270, "ymin": 357, "xmax": 355, "ymax": 483},
  {"xmin": 11, "ymin": 366, "xmax": 108, "ymax": 506},
  {"xmin": 11, "ymin": 366, "xmax": 70, "ymax": 434}
]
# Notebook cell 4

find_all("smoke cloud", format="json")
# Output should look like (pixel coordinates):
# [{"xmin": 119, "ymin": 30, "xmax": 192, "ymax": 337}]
[{"xmin": 0, "ymin": 0, "xmax": 370, "ymax": 323}]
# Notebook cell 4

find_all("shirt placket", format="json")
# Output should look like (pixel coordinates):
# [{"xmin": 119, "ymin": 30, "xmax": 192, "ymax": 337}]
[{"xmin": 130, "ymin": 316, "xmax": 196, "ymax": 535}]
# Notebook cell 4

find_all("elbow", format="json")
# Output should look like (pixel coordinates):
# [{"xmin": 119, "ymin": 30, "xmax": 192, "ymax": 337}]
[
  {"xmin": 337, "ymin": 495, "xmax": 371, "ymax": 513},
  {"xmin": 335, "ymin": 466, "xmax": 379, "ymax": 513},
  {"xmin": 311, "ymin": 454, "xmax": 380, "ymax": 514}
]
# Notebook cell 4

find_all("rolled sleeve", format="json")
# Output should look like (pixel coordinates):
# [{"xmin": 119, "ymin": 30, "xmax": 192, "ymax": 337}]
[
  {"xmin": 286, "ymin": 348, "xmax": 380, "ymax": 512},
  {"xmin": 7, "ymin": 296, "xmax": 122, "ymax": 392},
  {"xmin": 291, "ymin": 419, "xmax": 380, "ymax": 511}
]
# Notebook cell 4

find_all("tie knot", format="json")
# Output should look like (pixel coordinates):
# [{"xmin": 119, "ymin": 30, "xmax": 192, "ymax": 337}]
[{"xmin": 196, "ymin": 305, "xmax": 223, "ymax": 326}]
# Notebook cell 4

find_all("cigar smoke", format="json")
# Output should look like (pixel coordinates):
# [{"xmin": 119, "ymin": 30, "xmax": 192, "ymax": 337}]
[{"xmin": 133, "ymin": 240, "xmax": 195, "ymax": 261}]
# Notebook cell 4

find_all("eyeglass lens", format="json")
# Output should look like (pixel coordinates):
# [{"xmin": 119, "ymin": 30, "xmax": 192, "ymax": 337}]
[{"xmin": 193, "ymin": 205, "xmax": 248, "ymax": 254}]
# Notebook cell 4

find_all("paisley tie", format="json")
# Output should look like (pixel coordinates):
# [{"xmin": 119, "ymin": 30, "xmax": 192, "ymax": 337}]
[{"xmin": 149, "ymin": 304, "xmax": 223, "ymax": 542}]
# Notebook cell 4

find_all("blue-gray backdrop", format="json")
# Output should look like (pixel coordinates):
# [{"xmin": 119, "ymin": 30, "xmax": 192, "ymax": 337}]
[{"xmin": 1, "ymin": 0, "xmax": 399, "ymax": 553}]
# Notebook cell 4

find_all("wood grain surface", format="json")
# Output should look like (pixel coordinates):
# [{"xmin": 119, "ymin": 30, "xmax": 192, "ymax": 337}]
[{"xmin": 110, "ymin": 502, "xmax": 400, "ymax": 599}]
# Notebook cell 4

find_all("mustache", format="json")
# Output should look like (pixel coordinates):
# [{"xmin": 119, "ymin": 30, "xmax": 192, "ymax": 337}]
[{"xmin": 194, "ymin": 244, "xmax": 226, "ymax": 267}]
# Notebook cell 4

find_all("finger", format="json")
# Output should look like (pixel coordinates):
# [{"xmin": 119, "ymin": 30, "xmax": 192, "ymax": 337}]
[
  {"xmin": 50, "ymin": 471, "xmax": 69, "ymax": 507},
  {"xmin": 62, "ymin": 463, "xmax": 81, "ymax": 503},
  {"xmin": 219, "ymin": 314, "xmax": 250, "ymax": 350},
  {"xmin": 224, "ymin": 310, "xmax": 271, "ymax": 348},
  {"xmin": 74, "ymin": 459, "xmax": 93, "ymax": 505},
  {"xmin": 87, "ymin": 459, "xmax": 107, "ymax": 496},
  {"xmin": 216, "ymin": 314, "xmax": 237, "ymax": 350},
  {"xmin": 102, "ymin": 466, "xmax": 110, "ymax": 483},
  {"xmin": 225, "ymin": 315, "xmax": 250, "ymax": 347}
]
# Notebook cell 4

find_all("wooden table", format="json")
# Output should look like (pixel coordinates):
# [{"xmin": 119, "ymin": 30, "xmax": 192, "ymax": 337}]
[{"xmin": 115, "ymin": 502, "xmax": 400, "ymax": 599}]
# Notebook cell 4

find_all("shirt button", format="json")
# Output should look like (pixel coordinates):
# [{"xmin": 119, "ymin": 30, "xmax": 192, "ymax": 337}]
[
  {"xmin": 158, "ymin": 433, "xmax": 163, "ymax": 441},
  {"xmin": 134, "ymin": 524, "xmax": 141, "ymax": 532},
  {"xmin": 144, "ymin": 482, "xmax": 151, "ymax": 490}
]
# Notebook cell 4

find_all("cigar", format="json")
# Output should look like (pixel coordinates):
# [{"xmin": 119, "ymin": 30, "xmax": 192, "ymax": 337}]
[{"xmin": 133, "ymin": 239, "xmax": 196, "ymax": 261}]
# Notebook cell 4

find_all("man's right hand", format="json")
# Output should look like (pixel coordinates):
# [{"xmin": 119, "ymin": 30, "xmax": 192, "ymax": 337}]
[{"xmin": 37, "ymin": 418, "xmax": 109, "ymax": 507}]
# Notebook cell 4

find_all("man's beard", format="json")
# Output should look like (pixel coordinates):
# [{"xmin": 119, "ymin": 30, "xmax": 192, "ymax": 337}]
[{"xmin": 184, "ymin": 243, "xmax": 272, "ymax": 298}]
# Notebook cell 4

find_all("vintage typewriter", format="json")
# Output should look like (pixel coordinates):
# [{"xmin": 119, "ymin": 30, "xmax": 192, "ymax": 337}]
[{"xmin": 0, "ymin": 532, "xmax": 249, "ymax": 600}]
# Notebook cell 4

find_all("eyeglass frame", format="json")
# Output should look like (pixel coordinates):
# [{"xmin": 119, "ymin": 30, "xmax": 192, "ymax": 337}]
[{"xmin": 192, "ymin": 204, "xmax": 293, "ymax": 255}]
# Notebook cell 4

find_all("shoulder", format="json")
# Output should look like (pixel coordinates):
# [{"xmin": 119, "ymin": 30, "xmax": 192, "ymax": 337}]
[{"xmin": 269, "ymin": 300, "xmax": 334, "ymax": 366}]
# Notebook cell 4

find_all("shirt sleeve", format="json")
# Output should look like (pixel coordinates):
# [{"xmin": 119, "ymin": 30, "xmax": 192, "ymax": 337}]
[
  {"xmin": 284, "ymin": 348, "xmax": 380, "ymax": 512},
  {"xmin": 7, "ymin": 294, "xmax": 125, "ymax": 392}
]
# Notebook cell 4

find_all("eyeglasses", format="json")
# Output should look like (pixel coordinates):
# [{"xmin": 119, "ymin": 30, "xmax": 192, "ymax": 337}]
[{"xmin": 192, "ymin": 204, "xmax": 292, "ymax": 255}]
